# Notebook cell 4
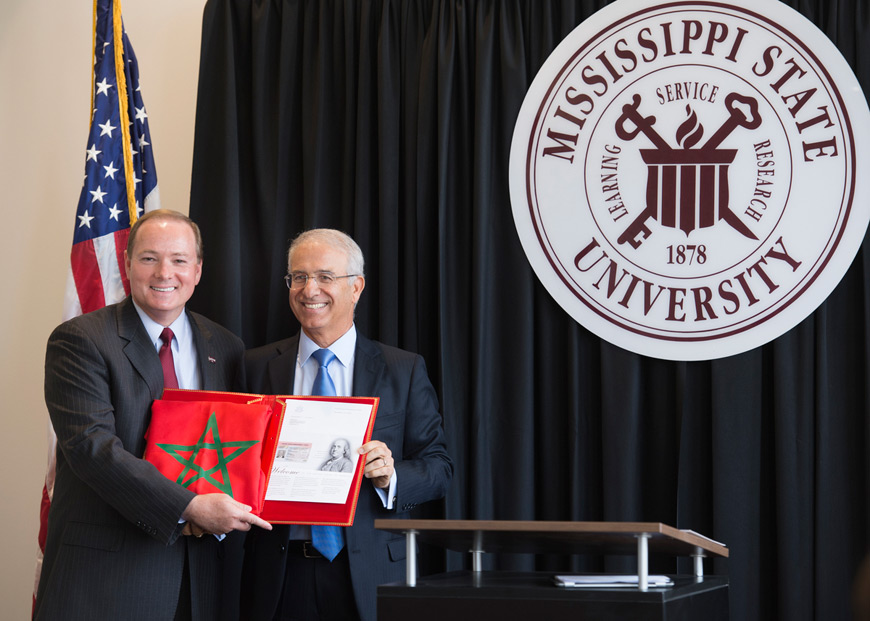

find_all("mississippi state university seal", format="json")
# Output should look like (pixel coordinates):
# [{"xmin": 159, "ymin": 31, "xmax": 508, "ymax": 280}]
[{"xmin": 509, "ymin": 0, "xmax": 870, "ymax": 360}]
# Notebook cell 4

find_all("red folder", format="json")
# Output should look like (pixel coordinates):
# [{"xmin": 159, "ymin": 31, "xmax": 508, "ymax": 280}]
[{"xmin": 146, "ymin": 389, "xmax": 379, "ymax": 526}]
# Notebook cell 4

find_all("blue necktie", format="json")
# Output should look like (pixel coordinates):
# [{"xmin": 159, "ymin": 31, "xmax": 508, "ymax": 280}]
[{"xmin": 310, "ymin": 348, "xmax": 345, "ymax": 561}]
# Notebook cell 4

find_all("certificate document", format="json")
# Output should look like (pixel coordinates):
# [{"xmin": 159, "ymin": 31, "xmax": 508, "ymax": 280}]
[{"xmin": 265, "ymin": 399, "xmax": 374, "ymax": 504}]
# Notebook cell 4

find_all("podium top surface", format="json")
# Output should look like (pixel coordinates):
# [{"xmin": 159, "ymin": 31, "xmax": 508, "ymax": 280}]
[{"xmin": 373, "ymin": 520, "xmax": 728, "ymax": 559}]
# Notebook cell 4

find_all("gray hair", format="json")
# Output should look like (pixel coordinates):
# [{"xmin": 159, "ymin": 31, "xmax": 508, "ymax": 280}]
[{"xmin": 287, "ymin": 229, "xmax": 365, "ymax": 278}]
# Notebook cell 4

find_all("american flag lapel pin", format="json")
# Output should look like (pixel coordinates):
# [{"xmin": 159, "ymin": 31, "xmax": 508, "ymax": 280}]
[{"xmin": 208, "ymin": 356, "xmax": 216, "ymax": 364}]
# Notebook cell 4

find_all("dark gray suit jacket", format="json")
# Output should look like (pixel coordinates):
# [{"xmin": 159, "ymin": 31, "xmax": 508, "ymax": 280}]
[
  {"xmin": 240, "ymin": 331, "xmax": 453, "ymax": 621},
  {"xmin": 35, "ymin": 297, "xmax": 245, "ymax": 621}
]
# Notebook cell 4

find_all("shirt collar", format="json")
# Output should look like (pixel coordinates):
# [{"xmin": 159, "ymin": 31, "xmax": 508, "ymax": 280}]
[
  {"xmin": 131, "ymin": 300, "xmax": 192, "ymax": 348},
  {"xmin": 298, "ymin": 325, "xmax": 357, "ymax": 367}
]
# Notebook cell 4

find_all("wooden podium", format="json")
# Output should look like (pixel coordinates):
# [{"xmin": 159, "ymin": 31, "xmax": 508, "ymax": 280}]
[{"xmin": 374, "ymin": 520, "xmax": 729, "ymax": 621}]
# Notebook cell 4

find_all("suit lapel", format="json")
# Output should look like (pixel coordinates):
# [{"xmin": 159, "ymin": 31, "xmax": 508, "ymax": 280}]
[
  {"xmin": 352, "ymin": 333, "xmax": 385, "ymax": 397},
  {"xmin": 117, "ymin": 297, "xmax": 163, "ymax": 398},
  {"xmin": 189, "ymin": 313, "xmax": 217, "ymax": 390},
  {"xmin": 268, "ymin": 336, "xmax": 299, "ymax": 394}
]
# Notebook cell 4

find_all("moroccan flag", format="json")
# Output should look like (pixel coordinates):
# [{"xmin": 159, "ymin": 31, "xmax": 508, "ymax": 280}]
[
  {"xmin": 144, "ymin": 400, "xmax": 273, "ymax": 513},
  {"xmin": 35, "ymin": 0, "xmax": 160, "ymax": 606}
]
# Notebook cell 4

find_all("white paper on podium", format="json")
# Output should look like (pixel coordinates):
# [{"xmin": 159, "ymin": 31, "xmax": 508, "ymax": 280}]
[{"xmin": 553, "ymin": 574, "xmax": 674, "ymax": 588}]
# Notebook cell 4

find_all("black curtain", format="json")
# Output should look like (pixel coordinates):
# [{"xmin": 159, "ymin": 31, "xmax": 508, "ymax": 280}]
[{"xmin": 188, "ymin": 1, "xmax": 870, "ymax": 619}]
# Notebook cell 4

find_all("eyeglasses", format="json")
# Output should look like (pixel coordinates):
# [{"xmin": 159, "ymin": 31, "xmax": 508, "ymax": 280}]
[{"xmin": 284, "ymin": 272, "xmax": 359, "ymax": 289}]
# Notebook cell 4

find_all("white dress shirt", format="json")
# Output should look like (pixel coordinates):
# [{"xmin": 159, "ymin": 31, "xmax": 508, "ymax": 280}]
[{"xmin": 132, "ymin": 302, "xmax": 202, "ymax": 391}]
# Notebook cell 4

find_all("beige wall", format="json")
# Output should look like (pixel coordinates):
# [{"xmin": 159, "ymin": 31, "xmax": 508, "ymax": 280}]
[{"xmin": 0, "ymin": 1, "xmax": 206, "ymax": 615}]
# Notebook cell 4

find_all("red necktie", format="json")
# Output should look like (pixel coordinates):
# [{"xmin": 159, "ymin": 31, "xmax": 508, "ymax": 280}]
[{"xmin": 159, "ymin": 328, "xmax": 179, "ymax": 389}]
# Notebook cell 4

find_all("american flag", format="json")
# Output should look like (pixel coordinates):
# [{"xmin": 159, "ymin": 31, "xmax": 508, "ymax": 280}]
[
  {"xmin": 35, "ymin": 0, "xmax": 159, "ymax": 604},
  {"xmin": 64, "ymin": 0, "xmax": 160, "ymax": 320}
]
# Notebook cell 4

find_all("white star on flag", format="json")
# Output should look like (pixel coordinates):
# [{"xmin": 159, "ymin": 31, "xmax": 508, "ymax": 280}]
[
  {"xmin": 78, "ymin": 212, "xmax": 95, "ymax": 228},
  {"xmin": 98, "ymin": 120, "xmax": 116, "ymax": 137},
  {"xmin": 89, "ymin": 186, "xmax": 107, "ymax": 204},
  {"xmin": 95, "ymin": 77, "xmax": 112, "ymax": 96}
]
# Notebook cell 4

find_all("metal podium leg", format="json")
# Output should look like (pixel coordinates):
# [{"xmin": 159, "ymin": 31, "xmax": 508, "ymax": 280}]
[
  {"xmin": 637, "ymin": 533, "xmax": 650, "ymax": 591},
  {"xmin": 693, "ymin": 547, "xmax": 704, "ymax": 578},
  {"xmin": 471, "ymin": 530, "xmax": 484, "ymax": 573},
  {"xmin": 405, "ymin": 529, "xmax": 418, "ymax": 586}
]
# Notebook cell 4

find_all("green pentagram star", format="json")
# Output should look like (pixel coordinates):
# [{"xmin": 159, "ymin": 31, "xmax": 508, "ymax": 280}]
[{"xmin": 157, "ymin": 411, "xmax": 260, "ymax": 497}]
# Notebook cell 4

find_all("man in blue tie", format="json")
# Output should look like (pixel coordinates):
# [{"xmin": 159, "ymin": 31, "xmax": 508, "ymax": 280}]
[{"xmin": 241, "ymin": 229, "xmax": 453, "ymax": 621}]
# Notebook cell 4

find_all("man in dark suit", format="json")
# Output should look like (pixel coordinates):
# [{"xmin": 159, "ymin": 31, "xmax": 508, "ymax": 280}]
[
  {"xmin": 241, "ymin": 229, "xmax": 452, "ymax": 621},
  {"xmin": 35, "ymin": 210, "xmax": 271, "ymax": 621}
]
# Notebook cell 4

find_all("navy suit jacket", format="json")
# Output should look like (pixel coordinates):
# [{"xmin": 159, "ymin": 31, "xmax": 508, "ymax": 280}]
[
  {"xmin": 240, "ymin": 331, "xmax": 453, "ymax": 621},
  {"xmin": 35, "ymin": 297, "xmax": 245, "ymax": 621}
]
